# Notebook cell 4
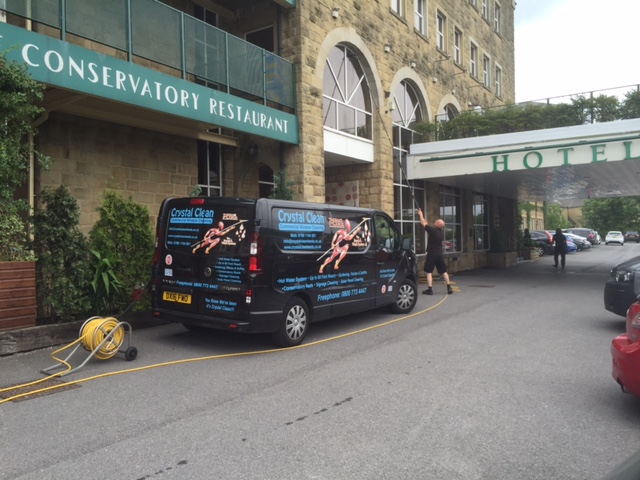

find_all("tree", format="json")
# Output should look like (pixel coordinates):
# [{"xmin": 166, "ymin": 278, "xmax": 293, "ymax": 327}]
[
  {"xmin": 544, "ymin": 204, "xmax": 570, "ymax": 230},
  {"xmin": 581, "ymin": 197, "xmax": 640, "ymax": 234},
  {"xmin": 268, "ymin": 170, "xmax": 295, "ymax": 200},
  {"xmin": 0, "ymin": 48, "xmax": 49, "ymax": 261},
  {"xmin": 619, "ymin": 88, "xmax": 640, "ymax": 120}
]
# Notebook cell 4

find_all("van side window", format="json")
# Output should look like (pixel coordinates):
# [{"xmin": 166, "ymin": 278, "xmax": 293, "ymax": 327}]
[{"xmin": 375, "ymin": 215, "xmax": 399, "ymax": 250}]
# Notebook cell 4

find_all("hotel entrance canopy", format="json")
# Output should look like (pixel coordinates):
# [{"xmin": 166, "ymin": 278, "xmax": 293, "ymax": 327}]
[{"xmin": 407, "ymin": 118, "xmax": 640, "ymax": 203}]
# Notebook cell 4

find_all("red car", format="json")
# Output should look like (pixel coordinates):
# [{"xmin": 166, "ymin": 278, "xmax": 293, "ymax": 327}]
[{"xmin": 611, "ymin": 298, "xmax": 640, "ymax": 397}]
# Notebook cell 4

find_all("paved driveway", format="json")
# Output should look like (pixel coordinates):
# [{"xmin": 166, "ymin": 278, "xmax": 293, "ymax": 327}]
[{"xmin": 2, "ymin": 244, "xmax": 640, "ymax": 480}]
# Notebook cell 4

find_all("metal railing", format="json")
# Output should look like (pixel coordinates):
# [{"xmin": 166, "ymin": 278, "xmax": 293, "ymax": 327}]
[{"xmin": 1, "ymin": 0, "xmax": 296, "ymax": 111}]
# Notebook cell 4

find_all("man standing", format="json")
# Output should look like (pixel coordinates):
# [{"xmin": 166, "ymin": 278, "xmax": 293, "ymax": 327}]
[
  {"xmin": 418, "ymin": 208, "xmax": 453, "ymax": 295},
  {"xmin": 552, "ymin": 228, "xmax": 567, "ymax": 269}
]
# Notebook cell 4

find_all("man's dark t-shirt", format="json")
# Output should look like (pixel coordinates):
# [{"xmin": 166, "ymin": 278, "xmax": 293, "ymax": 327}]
[{"xmin": 425, "ymin": 224, "xmax": 444, "ymax": 256}]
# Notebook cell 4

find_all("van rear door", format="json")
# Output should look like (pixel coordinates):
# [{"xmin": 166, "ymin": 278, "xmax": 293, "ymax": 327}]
[{"xmin": 156, "ymin": 197, "xmax": 253, "ymax": 322}]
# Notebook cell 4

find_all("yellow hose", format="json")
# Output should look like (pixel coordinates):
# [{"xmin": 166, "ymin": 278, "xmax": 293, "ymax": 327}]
[{"xmin": 80, "ymin": 317, "xmax": 124, "ymax": 360}]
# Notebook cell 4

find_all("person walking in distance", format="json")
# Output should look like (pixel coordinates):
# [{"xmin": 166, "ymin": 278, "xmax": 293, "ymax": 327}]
[
  {"xmin": 552, "ymin": 228, "xmax": 567, "ymax": 269},
  {"xmin": 418, "ymin": 208, "xmax": 453, "ymax": 295}
]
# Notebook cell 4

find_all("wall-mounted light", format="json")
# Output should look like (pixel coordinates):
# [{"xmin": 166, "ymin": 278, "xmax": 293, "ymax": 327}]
[
  {"xmin": 410, "ymin": 60, "xmax": 417, "ymax": 69},
  {"xmin": 332, "ymin": 7, "xmax": 340, "ymax": 18},
  {"xmin": 384, "ymin": 43, "xmax": 392, "ymax": 53},
  {"xmin": 248, "ymin": 143, "xmax": 259, "ymax": 157}
]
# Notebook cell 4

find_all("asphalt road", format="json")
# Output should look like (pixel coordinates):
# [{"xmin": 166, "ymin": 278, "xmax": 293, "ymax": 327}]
[{"xmin": 2, "ymin": 243, "xmax": 640, "ymax": 480}]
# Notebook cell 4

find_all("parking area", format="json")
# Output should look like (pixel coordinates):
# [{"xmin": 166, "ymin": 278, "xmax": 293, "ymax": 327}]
[{"xmin": 2, "ymin": 243, "xmax": 640, "ymax": 480}]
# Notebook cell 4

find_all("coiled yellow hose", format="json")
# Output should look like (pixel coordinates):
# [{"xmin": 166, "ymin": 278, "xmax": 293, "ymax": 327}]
[{"xmin": 80, "ymin": 317, "xmax": 125, "ymax": 360}]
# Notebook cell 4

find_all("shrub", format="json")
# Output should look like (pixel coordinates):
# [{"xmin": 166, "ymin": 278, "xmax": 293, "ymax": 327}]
[
  {"xmin": 32, "ymin": 186, "xmax": 92, "ymax": 321},
  {"xmin": 88, "ymin": 190, "xmax": 154, "ymax": 313},
  {"xmin": 0, "ymin": 48, "xmax": 49, "ymax": 261}
]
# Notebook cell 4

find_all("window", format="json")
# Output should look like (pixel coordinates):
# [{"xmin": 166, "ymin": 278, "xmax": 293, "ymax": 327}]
[
  {"xmin": 439, "ymin": 186, "xmax": 461, "ymax": 253},
  {"xmin": 494, "ymin": 2, "xmax": 502, "ymax": 33},
  {"xmin": 436, "ymin": 12, "xmax": 446, "ymax": 52},
  {"xmin": 470, "ymin": 0, "xmax": 477, "ymax": 7},
  {"xmin": 0, "ymin": 0, "xmax": 5, "ymax": 23},
  {"xmin": 414, "ymin": 0, "xmax": 426, "ymax": 35},
  {"xmin": 391, "ymin": 0, "xmax": 403, "ymax": 16},
  {"xmin": 392, "ymin": 80, "xmax": 427, "ymax": 254},
  {"xmin": 469, "ymin": 42, "xmax": 478, "ymax": 78},
  {"xmin": 482, "ymin": 0, "xmax": 488, "ymax": 19},
  {"xmin": 473, "ymin": 193, "xmax": 489, "ymax": 251},
  {"xmin": 197, "ymin": 141, "xmax": 222, "ymax": 196},
  {"xmin": 246, "ymin": 26, "xmax": 275, "ymax": 53},
  {"xmin": 323, "ymin": 45, "xmax": 373, "ymax": 140},
  {"xmin": 483, "ymin": 55, "xmax": 490, "ymax": 87},
  {"xmin": 495, "ymin": 65, "xmax": 503, "ymax": 98},
  {"xmin": 454, "ymin": 28, "xmax": 462, "ymax": 65},
  {"xmin": 258, "ymin": 164, "xmax": 275, "ymax": 198}
]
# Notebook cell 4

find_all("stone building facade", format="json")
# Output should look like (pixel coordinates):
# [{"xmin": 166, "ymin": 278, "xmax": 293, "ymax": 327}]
[{"xmin": 1, "ymin": 0, "xmax": 517, "ymax": 273}]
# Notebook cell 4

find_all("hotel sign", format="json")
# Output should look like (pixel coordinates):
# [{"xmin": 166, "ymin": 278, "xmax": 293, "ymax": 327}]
[
  {"xmin": 407, "ymin": 129, "xmax": 640, "ymax": 179},
  {"xmin": 0, "ymin": 22, "xmax": 299, "ymax": 144}
]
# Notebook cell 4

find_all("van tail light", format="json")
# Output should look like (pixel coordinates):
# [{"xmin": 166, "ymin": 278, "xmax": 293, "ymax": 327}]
[
  {"xmin": 246, "ymin": 289, "xmax": 253, "ymax": 304},
  {"xmin": 249, "ymin": 232, "xmax": 263, "ymax": 273}
]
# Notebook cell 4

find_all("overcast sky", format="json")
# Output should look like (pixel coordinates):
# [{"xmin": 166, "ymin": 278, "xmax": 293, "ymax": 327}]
[{"xmin": 514, "ymin": 0, "xmax": 640, "ymax": 103}]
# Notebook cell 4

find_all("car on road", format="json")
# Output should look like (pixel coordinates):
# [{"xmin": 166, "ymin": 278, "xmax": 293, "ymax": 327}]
[
  {"xmin": 529, "ymin": 230, "xmax": 553, "ymax": 255},
  {"xmin": 624, "ymin": 231, "xmax": 640, "ymax": 243},
  {"xmin": 604, "ymin": 255, "xmax": 640, "ymax": 317},
  {"xmin": 606, "ymin": 231, "xmax": 625, "ymax": 246},
  {"xmin": 611, "ymin": 295, "xmax": 640, "ymax": 398},
  {"xmin": 566, "ymin": 228, "xmax": 597, "ymax": 245},
  {"xmin": 565, "ymin": 232, "xmax": 591, "ymax": 251},
  {"xmin": 563, "ymin": 234, "xmax": 577, "ymax": 253}
]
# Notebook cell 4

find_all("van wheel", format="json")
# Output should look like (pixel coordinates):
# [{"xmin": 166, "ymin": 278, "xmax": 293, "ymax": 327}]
[
  {"xmin": 390, "ymin": 279, "xmax": 417, "ymax": 314},
  {"xmin": 272, "ymin": 298, "xmax": 309, "ymax": 347}
]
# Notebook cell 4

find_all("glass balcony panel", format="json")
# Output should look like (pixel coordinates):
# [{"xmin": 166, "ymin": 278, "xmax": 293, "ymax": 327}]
[
  {"xmin": 265, "ymin": 52, "xmax": 294, "ymax": 109},
  {"xmin": 4, "ymin": 0, "xmax": 60, "ymax": 27},
  {"xmin": 67, "ymin": 0, "xmax": 127, "ymax": 51},
  {"xmin": 184, "ymin": 16, "xmax": 227, "ymax": 86},
  {"xmin": 228, "ymin": 35, "xmax": 263, "ymax": 99},
  {"xmin": 131, "ymin": 0, "xmax": 181, "ymax": 70}
]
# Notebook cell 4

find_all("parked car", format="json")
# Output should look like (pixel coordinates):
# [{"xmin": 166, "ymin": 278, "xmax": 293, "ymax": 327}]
[
  {"xmin": 611, "ymin": 295, "xmax": 640, "ymax": 398},
  {"xmin": 604, "ymin": 255, "xmax": 640, "ymax": 317},
  {"xmin": 565, "ymin": 233, "xmax": 591, "ymax": 251},
  {"xmin": 594, "ymin": 231, "xmax": 602, "ymax": 245},
  {"xmin": 529, "ymin": 230, "xmax": 553, "ymax": 255},
  {"xmin": 566, "ymin": 228, "xmax": 597, "ymax": 245},
  {"xmin": 606, "ymin": 231, "xmax": 625, "ymax": 246},
  {"xmin": 564, "ymin": 234, "xmax": 577, "ymax": 253},
  {"xmin": 624, "ymin": 231, "xmax": 640, "ymax": 243}
]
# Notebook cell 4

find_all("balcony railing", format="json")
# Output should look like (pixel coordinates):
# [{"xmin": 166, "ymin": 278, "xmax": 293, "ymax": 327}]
[{"xmin": 1, "ymin": 0, "xmax": 296, "ymax": 112}]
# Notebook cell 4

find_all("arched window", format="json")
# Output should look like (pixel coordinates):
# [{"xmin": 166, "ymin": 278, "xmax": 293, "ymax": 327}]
[
  {"xmin": 258, "ymin": 164, "xmax": 275, "ymax": 198},
  {"xmin": 392, "ymin": 80, "xmax": 426, "ymax": 253},
  {"xmin": 323, "ymin": 45, "xmax": 372, "ymax": 140}
]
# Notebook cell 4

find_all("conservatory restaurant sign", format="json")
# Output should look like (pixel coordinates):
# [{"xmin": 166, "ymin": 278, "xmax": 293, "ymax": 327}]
[{"xmin": 0, "ymin": 22, "xmax": 298, "ymax": 144}]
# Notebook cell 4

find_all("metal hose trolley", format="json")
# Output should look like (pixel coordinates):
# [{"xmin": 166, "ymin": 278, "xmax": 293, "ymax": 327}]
[{"xmin": 41, "ymin": 316, "xmax": 138, "ymax": 377}]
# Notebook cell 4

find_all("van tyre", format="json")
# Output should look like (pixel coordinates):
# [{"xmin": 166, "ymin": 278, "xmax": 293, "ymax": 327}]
[
  {"xmin": 272, "ymin": 297, "xmax": 309, "ymax": 347},
  {"xmin": 390, "ymin": 278, "xmax": 417, "ymax": 314}
]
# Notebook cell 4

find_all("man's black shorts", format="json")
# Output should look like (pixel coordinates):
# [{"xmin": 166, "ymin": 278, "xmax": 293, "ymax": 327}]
[{"xmin": 424, "ymin": 253, "xmax": 447, "ymax": 274}]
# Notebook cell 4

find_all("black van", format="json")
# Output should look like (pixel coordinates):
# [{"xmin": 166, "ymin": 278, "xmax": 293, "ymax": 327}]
[{"xmin": 151, "ymin": 197, "xmax": 419, "ymax": 346}]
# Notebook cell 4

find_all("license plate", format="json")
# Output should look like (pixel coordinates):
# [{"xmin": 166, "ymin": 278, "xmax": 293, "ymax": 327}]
[{"xmin": 163, "ymin": 291, "xmax": 192, "ymax": 304}]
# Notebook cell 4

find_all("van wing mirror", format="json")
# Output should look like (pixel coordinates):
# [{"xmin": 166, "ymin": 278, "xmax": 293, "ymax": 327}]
[{"xmin": 402, "ymin": 237, "xmax": 412, "ymax": 250}]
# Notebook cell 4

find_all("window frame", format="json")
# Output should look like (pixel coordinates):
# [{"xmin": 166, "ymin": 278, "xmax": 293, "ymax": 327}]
[
  {"xmin": 436, "ymin": 11, "xmax": 446, "ymax": 52},
  {"xmin": 414, "ymin": 0, "xmax": 426, "ymax": 35},
  {"xmin": 453, "ymin": 28, "xmax": 462, "ymax": 65},
  {"xmin": 472, "ymin": 192, "xmax": 489, "ymax": 251},
  {"xmin": 494, "ymin": 1, "xmax": 502, "ymax": 33},
  {"xmin": 495, "ymin": 64, "xmax": 503, "ymax": 98},
  {"xmin": 482, "ymin": 0, "xmax": 488, "ymax": 19},
  {"xmin": 391, "ymin": 0, "xmax": 404, "ymax": 17},
  {"xmin": 469, "ymin": 41, "xmax": 478, "ymax": 78},
  {"xmin": 197, "ymin": 141, "xmax": 222, "ymax": 197},
  {"xmin": 439, "ymin": 186, "xmax": 462, "ymax": 254},
  {"xmin": 482, "ymin": 54, "xmax": 491, "ymax": 88}
]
